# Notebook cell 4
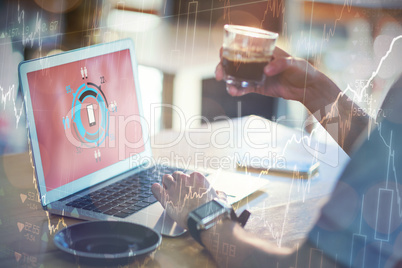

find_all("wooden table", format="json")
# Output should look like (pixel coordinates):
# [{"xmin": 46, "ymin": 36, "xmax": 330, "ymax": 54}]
[{"xmin": 0, "ymin": 117, "xmax": 348, "ymax": 267}]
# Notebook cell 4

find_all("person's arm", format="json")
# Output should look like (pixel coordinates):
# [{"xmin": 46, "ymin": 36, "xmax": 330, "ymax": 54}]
[
  {"xmin": 199, "ymin": 218, "xmax": 292, "ymax": 267},
  {"xmin": 151, "ymin": 172, "xmax": 338, "ymax": 267},
  {"xmin": 216, "ymin": 47, "xmax": 370, "ymax": 155},
  {"xmin": 200, "ymin": 218, "xmax": 341, "ymax": 268}
]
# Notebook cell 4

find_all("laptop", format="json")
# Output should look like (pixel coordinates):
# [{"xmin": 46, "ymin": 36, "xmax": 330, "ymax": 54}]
[{"xmin": 18, "ymin": 39, "xmax": 268, "ymax": 236}]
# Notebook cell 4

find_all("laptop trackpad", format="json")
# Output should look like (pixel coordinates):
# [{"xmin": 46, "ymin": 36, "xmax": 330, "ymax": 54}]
[{"xmin": 153, "ymin": 211, "xmax": 186, "ymax": 237}]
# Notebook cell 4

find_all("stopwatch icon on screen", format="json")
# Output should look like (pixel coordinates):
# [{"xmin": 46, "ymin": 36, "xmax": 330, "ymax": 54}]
[{"xmin": 71, "ymin": 81, "xmax": 109, "ymax": 147}]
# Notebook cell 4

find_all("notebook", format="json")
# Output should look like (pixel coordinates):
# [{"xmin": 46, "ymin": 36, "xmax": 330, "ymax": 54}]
[{"xmin": 18, "ymin": 39, "xmax": 268, "ymax": 236}]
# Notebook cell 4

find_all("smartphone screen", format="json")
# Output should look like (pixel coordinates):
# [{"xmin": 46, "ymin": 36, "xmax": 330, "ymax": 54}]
[{"xmin": 86, "ymin": 104, "xmax": 96, "ymax": 127}]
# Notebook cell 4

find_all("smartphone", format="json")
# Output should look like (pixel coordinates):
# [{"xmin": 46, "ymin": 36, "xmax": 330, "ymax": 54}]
[
  {"xmin": 86, "ymin": 104, "xmax": 96, "ymax": 127},
  {"xmin": 236, "ymin": 160, "xmax": 319, "ymax": 179}
]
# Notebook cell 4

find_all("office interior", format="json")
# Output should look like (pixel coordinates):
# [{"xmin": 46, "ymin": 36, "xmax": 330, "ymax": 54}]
[{"xmin": 0, "ymin": 0, "xmax": 401, "ymax": 155}]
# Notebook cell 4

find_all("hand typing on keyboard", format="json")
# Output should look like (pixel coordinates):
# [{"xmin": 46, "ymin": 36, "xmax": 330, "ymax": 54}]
[{"xmin": 151, "ymin": 171, "xmax": 228, "ymax": 229}]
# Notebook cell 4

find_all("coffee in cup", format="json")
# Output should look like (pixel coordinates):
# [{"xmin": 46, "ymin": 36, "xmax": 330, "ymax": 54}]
[{"xmin": 222, "ymin": 25, "xmax": 278, "ymax": 89}]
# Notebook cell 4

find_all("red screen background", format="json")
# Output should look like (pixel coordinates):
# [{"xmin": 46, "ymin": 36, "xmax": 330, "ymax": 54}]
[{"xmin": 27, "ymin": 49, "xmax": 145, "ymax": 191}]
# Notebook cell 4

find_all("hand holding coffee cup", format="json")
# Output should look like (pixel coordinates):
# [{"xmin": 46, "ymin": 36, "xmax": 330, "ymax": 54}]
[{"xmin": 222, "ymin": 25, "xmax": 278, "ymax": 90}]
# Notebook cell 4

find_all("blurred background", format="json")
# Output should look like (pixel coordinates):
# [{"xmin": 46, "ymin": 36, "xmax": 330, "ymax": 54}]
[{"xmin": 0, "ymin": 0, "xmax": 401, "ymax": 155}]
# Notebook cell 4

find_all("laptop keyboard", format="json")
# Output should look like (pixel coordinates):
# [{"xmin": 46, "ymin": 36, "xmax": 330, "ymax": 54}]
[{"xmin": 65, "ymin": 165, "xmax": 192, "ymax": 218}]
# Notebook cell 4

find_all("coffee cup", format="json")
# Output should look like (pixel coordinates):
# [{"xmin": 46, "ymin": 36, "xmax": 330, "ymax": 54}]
[{"xmin": 222, "ymin": 25, "xmax": 278, "ymax": 89}]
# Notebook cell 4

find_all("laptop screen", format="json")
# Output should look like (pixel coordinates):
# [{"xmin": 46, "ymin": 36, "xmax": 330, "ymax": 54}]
[{"xmin": 26, "ymin": 48, "xmax": 145, "ymax": 193}]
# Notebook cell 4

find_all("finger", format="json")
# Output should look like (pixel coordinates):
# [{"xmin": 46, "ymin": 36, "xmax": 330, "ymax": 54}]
[
  {"xmin": 215, "ymin": 63, "xmax": 224, "ymax": 81},
  {"xmin": 191, "ymin": 172, "xmax": 208, "ymax": 188},
  {"xmin": 216, "ymin": 190, "xmax": 227, "ymax": 199},
  {"xmin": 216, "ymin": 190, "xmax": 229, "ymax": 203},
  {"xmin": 162, "ymin": 174, "xmax": 175, "ymax": 190},
  {"xmin": 172, "ymin": 171, "xmax": 189, "ymax": 184},
  {"xmin": 172, "ymin": 171, "xmax": 183, "ymax": 180},
  {"xmin": 264, "ymin": 56, "xmax": 293, "ymax": 76},
  {"xmin": 151, "ymin": 183, "xmax": 167, "ymax": 207}
]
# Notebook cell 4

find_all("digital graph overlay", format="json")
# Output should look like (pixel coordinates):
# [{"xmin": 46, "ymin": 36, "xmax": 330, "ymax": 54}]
[{"xmin": 1, "ymin": 0, "xmax": 402, "ymax": 267}]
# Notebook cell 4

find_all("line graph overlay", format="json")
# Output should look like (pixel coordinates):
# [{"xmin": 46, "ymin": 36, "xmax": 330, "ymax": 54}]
[
  {"xmin": 0, "ymin": 84, "xmax": 24, "ymax": 128},
  {"xmin": 229, "ymin": 34, "xmax": 402, "ymax": 250},
  {"xmin": 26, "ymin": 134, "xmax": 68, "ymax": 235}
]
